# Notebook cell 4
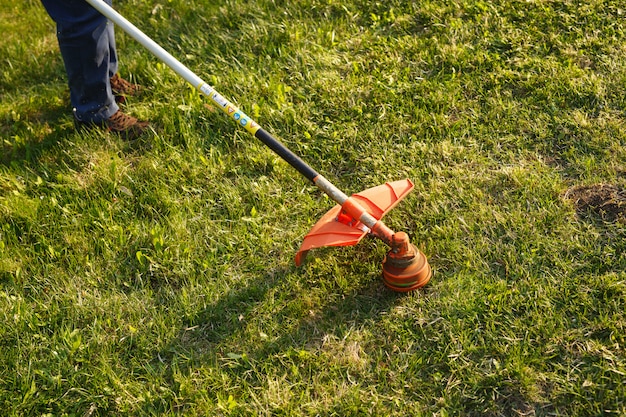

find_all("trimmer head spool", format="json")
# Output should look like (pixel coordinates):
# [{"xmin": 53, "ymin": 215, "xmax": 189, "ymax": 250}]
[{"xmin": 382, "ymin": 232, "xmax": 431, "ymax": 292}]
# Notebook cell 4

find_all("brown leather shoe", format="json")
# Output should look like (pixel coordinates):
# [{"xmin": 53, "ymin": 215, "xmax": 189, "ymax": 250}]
[
  {"xmin": 76, "ymin": 110, "xmax": 149, "ymax": 141},
  {"xmin": 110, "ymin": 73, "xmax": 142, "ymax": 104},
  {"xmin": 105, "ymin": 110, "xmax": 149, "ymax": 140}
]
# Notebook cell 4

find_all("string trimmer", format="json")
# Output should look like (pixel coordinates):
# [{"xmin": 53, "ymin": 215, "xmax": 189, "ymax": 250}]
[{"xmin": 85, "ymin": 0, "xmax": 432, "ymax": 291}]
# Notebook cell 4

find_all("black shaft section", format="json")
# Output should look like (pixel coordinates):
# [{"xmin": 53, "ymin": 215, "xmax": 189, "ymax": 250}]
[{"xmin": 255, "ymin": 128, "xmax": 318, "ymax": 182}]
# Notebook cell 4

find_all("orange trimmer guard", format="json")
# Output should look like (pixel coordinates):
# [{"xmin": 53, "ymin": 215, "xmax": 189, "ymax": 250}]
[{"xmin": 295, "ymin": 179, "xmax": 414, "ymax": 265}]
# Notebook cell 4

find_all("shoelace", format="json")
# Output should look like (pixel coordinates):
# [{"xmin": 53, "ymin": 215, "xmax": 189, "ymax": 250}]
[{"xmin": 107, "ymin": 111, "xmax": 140, "ymax": 130}]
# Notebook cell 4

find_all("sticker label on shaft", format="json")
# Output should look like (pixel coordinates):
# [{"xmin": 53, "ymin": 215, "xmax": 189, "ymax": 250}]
[
  {"xmin": 211, "ymin": 92, "xmax": 229, "ymax": 108},
  {"xmin": 198, "ymin": 83, "xmax": 260, "ymax": 135},
  {"xmin": 199, "ymin": 83, "xmax": 214, "ymax": 96}
]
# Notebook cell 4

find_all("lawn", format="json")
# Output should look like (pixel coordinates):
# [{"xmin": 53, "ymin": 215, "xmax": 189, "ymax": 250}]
[{"xmin": 1, "ymin": 0, "xmax": 625, "ymax": 415}]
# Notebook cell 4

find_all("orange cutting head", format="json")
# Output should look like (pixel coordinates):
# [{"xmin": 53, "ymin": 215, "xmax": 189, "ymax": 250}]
[
  {"xmin": 381, "ymin": 232, "xmax": 432, "ymax": 291},
  {"xmin": 295, "ymin": 180, "xmax": 432, "ymax": 292}
]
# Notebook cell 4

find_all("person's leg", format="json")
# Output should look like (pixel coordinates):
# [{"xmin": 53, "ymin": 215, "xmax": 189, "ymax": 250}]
[
  {"xmin": 41, "ymin": 0, "xmax": 149, "ymax": 140},
  {"xmin": 41, "ymin": 0, "xmax": 118, "ymax": 123}
]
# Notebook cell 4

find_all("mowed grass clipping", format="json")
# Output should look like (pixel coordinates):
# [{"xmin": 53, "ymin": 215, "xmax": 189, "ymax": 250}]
[{"xmin": 1, "ymin": 0, "xmax": 625, "ymax": 415}]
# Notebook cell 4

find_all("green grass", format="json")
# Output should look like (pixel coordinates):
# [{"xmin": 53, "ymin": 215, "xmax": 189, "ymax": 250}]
[{"xmin": 1, "ymin": 0, "xmax": 625, "ymax": 415}]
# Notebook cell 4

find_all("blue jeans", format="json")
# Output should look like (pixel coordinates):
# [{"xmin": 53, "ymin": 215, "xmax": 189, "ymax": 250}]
[{"xmin": 41, "ymin": 0, "xmax": 119, "ymax": 123}]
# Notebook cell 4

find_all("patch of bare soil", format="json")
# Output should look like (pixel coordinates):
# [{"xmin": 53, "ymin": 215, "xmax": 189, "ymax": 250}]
[{"xmin": 564, "ymin": 184, "xmax": 626, "ymax": 222}]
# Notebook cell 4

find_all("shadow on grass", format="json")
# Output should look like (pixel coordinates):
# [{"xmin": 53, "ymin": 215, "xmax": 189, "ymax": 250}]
[
  {"xmin": 0, "ymin": 102, "xmax": 73, "ymax": 167},
  {"xmin": 163, "ymin": 260, "xmax": 406, "ymax": 365}
]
